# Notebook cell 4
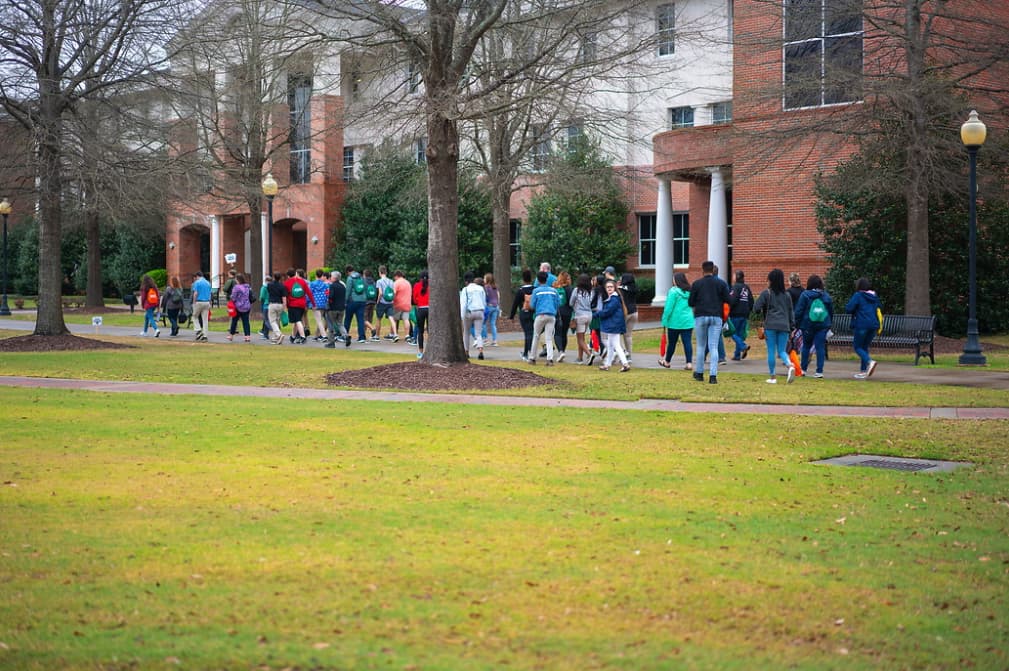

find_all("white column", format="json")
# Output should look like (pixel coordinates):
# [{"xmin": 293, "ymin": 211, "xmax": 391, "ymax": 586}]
[
  {"xmin": 652, "ymin": 178, "xmax": 674, "ymax": 306},
  {"xmin": 209, "ymin": 215, "xmax": 221, "ymax": 288},
  {"xmin": 261, "ymin": 212, "xmax": 269, "ymax": 280},
  {"xmin": 706, "ymin": 167, "xmax": 728, "ymax": 274}
]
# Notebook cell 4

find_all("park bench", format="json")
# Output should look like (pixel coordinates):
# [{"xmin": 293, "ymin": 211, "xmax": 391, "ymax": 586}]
[{"xmin": 826, "ymin": 313, "xmax": 937, "ymax": 365}]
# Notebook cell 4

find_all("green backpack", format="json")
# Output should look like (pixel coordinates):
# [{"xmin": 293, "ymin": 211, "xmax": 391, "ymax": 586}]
[
  {"xmin": 808, "ymin": 296, "xmax": 827, "ymax": 323},
  {"xmin": 352, "ymin": 277, "xmax": 365, "ymax": 296},
  {"xmin": 382, "ymin": 285, "xmax": 395, "ymax": 302},
  {"xmin": 365, "ymin": 283, "xmax": 378, "ymax": 300},
  {"xmin": 291, "ymin": 282, "xmax": 305, "ymax": 298}
]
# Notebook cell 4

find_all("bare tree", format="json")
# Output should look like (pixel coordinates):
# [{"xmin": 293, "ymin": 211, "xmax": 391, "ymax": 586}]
[
  {"xmin": 0, "ymin": 0, "xmax": 200, "ymax": 335},
  {"xmin": 736, "ymin": 0, "xmax": 1009, "ymax": 314},
  {"xmin": 307, "ymin": 0, "xmax": 691, "ymax": 364}
]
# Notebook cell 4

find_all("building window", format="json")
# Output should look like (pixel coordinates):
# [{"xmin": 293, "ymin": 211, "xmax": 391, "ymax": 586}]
[
  {"xmin": 669, "ymin": 106, "xmax": 694, "ymax": 129},
  {"xmin": 638, "ymin": 214, "xmax": 656, "ymax": 266},
  {"xmin": 578, "ymin": 32, "xmax": 597, "ymax": 64},
  {"xmin": 531, "ymin": 125, "xmax": 551, "ymax": 172},
  {"xmin": 712, "ymin": 101, "xmax": 732, "ymax": 124},
  {"xmin": 673, "ymin": 213, "xmax": 689, "ymax": 265},
  {"xmin": 565, "ymin": 122, "xmax": 584, "ymax": 153},
  {"xmin": 407, "ymin": 60, "xmax": 420, "ymax": 94},
  {"xmin": 656, "ymin": 3, "xmax": 676, "ymax": 57},
  {"xmin": 509, "ymin": 219, "xmax": 521, "ymax": 267},
  {"xmin": 639, "ymin": 212, "xmax": 690, "ymax": 266},
  {"xmin": 343, "ymin": 147, "xmax": 354, "ymax": 182},
  {"xmin": 784, "ymin": 0, "xmax": 863, "ymax": 109},
  {"xmin": 288, "ymin": 73, "xmax": 312, "ymax": 184},
  {"xmin": 414, "ymin": 137, "xmax": 427, "ymax": 165}
]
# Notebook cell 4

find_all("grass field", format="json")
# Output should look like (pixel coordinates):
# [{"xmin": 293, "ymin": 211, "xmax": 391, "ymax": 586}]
[{"xmin": 1, "ymin": 387, "xmax": 1007, "ymax": 670}]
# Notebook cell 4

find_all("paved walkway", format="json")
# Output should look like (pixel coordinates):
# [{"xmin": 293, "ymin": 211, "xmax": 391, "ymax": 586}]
[{"xmin": 2, "ymin": 314, "xmax": 1007, "ymax": 419}]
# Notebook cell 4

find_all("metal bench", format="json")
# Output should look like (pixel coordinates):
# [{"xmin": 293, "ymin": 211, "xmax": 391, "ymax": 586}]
[{"xmin": 826, "ymin": 313, "xmax": 936, "ymax": 365}]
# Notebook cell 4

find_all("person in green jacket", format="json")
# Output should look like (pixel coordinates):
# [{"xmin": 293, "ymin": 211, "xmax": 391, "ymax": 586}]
[{"xmin": 659, "ymin": 272, "xmax": 696, "ymax": 369}]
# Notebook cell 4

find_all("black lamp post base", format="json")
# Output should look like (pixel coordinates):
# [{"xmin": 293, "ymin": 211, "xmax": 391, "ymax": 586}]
[
  {"xmin": 958, "ymin": 351, "xmax": 987, "ymax": 366},
  {"xmin": 958, "ymin": 319, "xmax": 986, "ymax": 366}
]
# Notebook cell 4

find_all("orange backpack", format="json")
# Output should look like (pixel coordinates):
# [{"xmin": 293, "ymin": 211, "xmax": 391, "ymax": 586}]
[{"xmin": 146, "ymin": 287, "xmax": 158, "ymax": 307}]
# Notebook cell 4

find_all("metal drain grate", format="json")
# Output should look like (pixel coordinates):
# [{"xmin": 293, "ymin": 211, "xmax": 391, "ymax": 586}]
[
  {"xmin": 812, "ymin": 454, "xmax": 972, "ymax": 473},
  {"xmin": 852, "ymin": 459, "xmax": 934, "ymax": 472}
]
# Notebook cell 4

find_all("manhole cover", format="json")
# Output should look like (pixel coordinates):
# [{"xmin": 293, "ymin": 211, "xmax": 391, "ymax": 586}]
[{"xmin": 812, "ymin": 454, "xmax": 971, "ymax": 473}]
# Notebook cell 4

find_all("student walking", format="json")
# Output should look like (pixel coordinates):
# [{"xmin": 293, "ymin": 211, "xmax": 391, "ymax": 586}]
[
  {"xmin": 412, "ymin": 270, "xmax": 430, "ymax": 359},
  {"xmin": 688, "ymin": 261, "xmax": 731, "ymax": 384},
  {"xmin": 659, "ymin": 272, "xmax": 694, "ymax": 370},
  {"xmin": 139, "ymin": 274, "xmax": 161, "ymax": 338},
  {"xmin": 161, "ymin": 276, "xmax": 184, "ymax": 337},
  {"xmin": 845, "ymin": 277, "xmax": 881, "ymax": 379},
  {"xmin": 594, "ymin": 279, "xmax": 630, "ymax": 372},
  {"xmin": 793, "ymin": 274, "xmax": 833, "ymax": 377},
  {"xmin": 754, "ymin": 268, "xmax": 796, "ymax": 384},
  {"xmin": 509, "ymin": 269, "xmax": 535, "ymax": 362},
  {"xmin": 569, "ymin": 273, "xmax": 594, "ymax": 365},
  {"xmin": 226, "ymin": 273, "xmax": 253, "ymax": 342}
]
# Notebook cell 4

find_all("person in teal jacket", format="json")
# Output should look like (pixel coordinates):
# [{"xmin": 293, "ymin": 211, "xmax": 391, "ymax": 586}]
[{"xmin": 659, "ymin": 272, "xmax": 696, "ymax": 369}]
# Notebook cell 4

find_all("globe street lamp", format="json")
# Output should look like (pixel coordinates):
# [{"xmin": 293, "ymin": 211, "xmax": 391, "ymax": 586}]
[
  {"xmin": 0, "ymin": 198, "xmax": 11, "ymax": 317},
  {"xmin": 261, "ymin": 173, "xmax": 278, "ymax": 276},
  {"xmin": 958, "ymin": 110, "xmax": 986, "ymax": 366}
]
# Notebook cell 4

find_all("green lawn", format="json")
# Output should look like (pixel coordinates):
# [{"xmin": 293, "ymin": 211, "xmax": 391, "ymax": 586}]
[{"xmin": 1, "ymin": 387, "xmax": 1007, "ymax": 670}]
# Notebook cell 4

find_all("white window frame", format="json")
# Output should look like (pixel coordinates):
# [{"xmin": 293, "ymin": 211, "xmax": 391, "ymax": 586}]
[
  {"xmin": 783, "ymin": 0, "xmax": 864, "ymax": 110},
  {"xmin": 414, "ymin": 137, "xmax": 427, "ymax": 165},
  {"xmin": 711, "ymin": 101, "xmax": 732, "ymax": 124},
  {"xmin": 656, "ymin": 3, "xmax": 676, "ymax": 57},
  {"xmin": 668, "ymin": 106, "xmax": 694, "ymax": 129},
  {"xmin": 342, "ymin": 146, "xmax": 354, "ymax": 182}
]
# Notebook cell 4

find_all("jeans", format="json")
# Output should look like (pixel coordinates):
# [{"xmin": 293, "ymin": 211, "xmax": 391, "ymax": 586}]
[
  {"xmin": 853, "ymin": 328, "xmax": 875, "ymax": 372},
  {"xmin": 325, "ymin": 309, "xmax": 348, "ymax": 345},
  {"xmin": 765, "ymin": 328, "xmax": 791, "ymax": 377},
  {"xmin": 229, "ymin": 310, "xmax": 251, "ymax": 337},
  {"xmin": 800, "ymin": 328, "xmax": 828, "ymax": 374},
  {"xmin": 602, "ymin": 331, "xmax": 628, "ymax": 367},
  {"xmin": 481, "ymin": 305, "xmax": 499, "ymax": 343},
  {"xmin": 664, "ymin": 327, "xmax": 693, "ymax": 365},
  {"xmin": 694, "ymin": 316, "xmax": 722, "ymax": 377},
  {"xmin": 530, "ymin": 314, "xmax": 556, "ymax": 361},
  {"xmin": 143, "ymin": 306, "xmax": 159, "ymax": 333},
  {"xmin": 463, "ymin": 310, "xmax": 484, "ymax": 352},
  {"xmin": 166, "ymin": 308, "xmax": 180, "ymax": 336},
  {"xmin": 344, "ymin": 301, "xmax": 366, "ymax": 341},
  {"xmin": 730, "ymin": 317, "xmax": 749, "ymax": 358}
]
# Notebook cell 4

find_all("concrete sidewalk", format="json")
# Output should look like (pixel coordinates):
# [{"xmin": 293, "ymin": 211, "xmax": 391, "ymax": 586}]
[{"xmin": 1, "ymin": 375, "xmax": 1006, "ymax": 420}]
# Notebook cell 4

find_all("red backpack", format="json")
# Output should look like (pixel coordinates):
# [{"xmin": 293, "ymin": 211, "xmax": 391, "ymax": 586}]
[{"xmin": 146, "ymin": 287, "xmax": 158, "ymax": 307}]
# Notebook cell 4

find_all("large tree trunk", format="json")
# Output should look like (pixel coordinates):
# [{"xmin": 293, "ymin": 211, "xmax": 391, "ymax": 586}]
[
  {"xmin": 902, "ymin": 2, "xmax": 930, "ymax": 317},
  {"xmin": 904, "ymin": 177, "xmax": 930, "ymax": 314},
  {"xmin": 422, "ymin": 111, "xmax": 468, "ymax": 365},
  {"xmin": 35, "ymin": 104, "xmax": 70, "ymax": 336},
  {"xmin": 491, "ymin": 179, "xmax": 513, "ymax": 315},
  {"xmin": 84, "ymin": 209, "xmax": 104, "ymax": 308},
  {"xmin": 246, "ymin": 196, "xmax": 264, "ymax": 290}
]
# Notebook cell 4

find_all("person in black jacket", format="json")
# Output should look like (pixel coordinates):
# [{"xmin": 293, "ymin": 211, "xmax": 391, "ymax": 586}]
[
  {"xmin": 729, "ymin": 270, "xmax": 753, "ymax": 360},
  {"xmin": 324, "ymin": 271, "xmax": 350, "ymax": 348},
  {"xmin": 509, "ymin": 268, "xmax": 535, "ymax": 361},
  {"xmin": 688, "ymin": 260, "xmax": 731, "ymax": 384}
]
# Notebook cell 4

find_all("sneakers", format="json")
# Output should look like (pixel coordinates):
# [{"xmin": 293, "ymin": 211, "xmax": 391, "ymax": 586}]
[
  {"xmin": 741, "ymin": 345, "xmax": 750, "ymax": 360},
  {"xmin": 854, "ymin": 372, "xmax": 868, "ymax": 379},
  {"xmin": 786, "ymin": 366, "xmax": 795, "ymax": 384},
  {"xmin": 407, "ymin": 337, "xmax": 417, "ymax": 345},
  {"xmin": 356, "ymin": 338, "xmax": 367, "ymax": 344},
  {"xmin": 244, "ymin": 336, "xmax": 251, "ymax": 343},
  {"xmin": 867, "ymin": 360, "xmax": 878, "ymax": 377},
  {"xmin": 528, "ymin": 358, "xmax": 536, "ymax": 365},
  {"xmin": 813, "ymin": 372, "xmax": 823, "ymax": 378},
  {"xmin": 226, "ymin": 334, "xmax": 233, "ymax": 341},
  {"xmin": 154, "ymin": 330, "xmax": 160, "ymax": 338},
  {"xmin": 392, "ymin": 335, "xmax": 400, "ymax": 343},
  {"xmin": 477, "ymin": 350, "xmax": 484, "ymax": 360},
  {"xmin": 384, "ymin": 333, "xmax": 396, "ymax": 340},
  {"xmin": 693, "ymin": 372, "xmax": 704, "ymax": 382},
  {"xmin": 766, "ymin": 378, "xmax": 777, "ymax": 384},
  {"xmin": 587, "ymin": 352, "xmax": 597, "ymax": 366},
  {"xmin": 557, "ymin": 351, "xmax": 566, "ymax": 363},
  {"xmin": 718, "ymin": 359, "xmax": 727, "ymax": 365},
  {"xmin": 658, "ymin": 359, "xmax": 670, "ymax": 368},
  {"xmin": 684, "ymin": 362, "xmax": 693, "ymax": 370},
  {"xmin": 345, "ymin": 336, "xmax": 351, "ymax": 348},
  {"xmin": 370, "ymin": 335, "xmax": 381, "ymax": 342},
  {"xmin": 491, "ymin": 342, "xmax": 498, "ymax": 347},
  {"xmin": 620, "ymin": 365, "xmax": 630, "ymax": 373},
  {"xmin": 545, "ymin": 360, "xmax": 554, "ymax": 367},
  {"xmin": 599, "ymin": 365, "xmax": 610, "ymax": 371},
  {"xmin": 709, "ymin": 376, "xmax": 717, "ymax": 384},
  {"xmin": 521, "ymin": 354, "xmax": 529, "ymax": 363}
]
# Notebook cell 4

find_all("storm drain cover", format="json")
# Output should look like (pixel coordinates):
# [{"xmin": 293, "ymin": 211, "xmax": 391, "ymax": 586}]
[{"xmin": 812, "ymin": 454, "xmax": 971, "ymax": 473}]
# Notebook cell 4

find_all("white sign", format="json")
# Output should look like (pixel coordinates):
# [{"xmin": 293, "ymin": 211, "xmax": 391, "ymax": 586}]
[
  {"xmin": 91, "ymin": 316, "xmax": 103, "ymax": 326},
  {"xmin": 225, "ymin": 253, "xmax": 237, "ymax": 264}
]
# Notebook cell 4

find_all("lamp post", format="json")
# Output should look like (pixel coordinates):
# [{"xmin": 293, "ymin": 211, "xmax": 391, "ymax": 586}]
[
  {"xmin": 261, "ymin": 173, "xmax": 278, "ymax": 277},
  {"xmin": 959, "ymin": 110, "xmax": 986, "ymax": 366},
  {"xmin": 0, "ymin": 198, "xmax": 11, "ymax": 317}
]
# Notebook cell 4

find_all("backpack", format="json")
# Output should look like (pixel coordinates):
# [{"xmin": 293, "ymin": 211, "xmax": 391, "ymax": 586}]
[
  {"xmin": 383, "ymin": 285, "xmax": 394, "ymax": 302},
  {"xmin": 291, "ymin": 282, "xmax": 305, "ymax": 298},
  {"xmin": 808, "ymin": 296, "xmax": 827, "ymax": 323},
  {"xmin": 365, "ymin": 283, "xmax": 378, "ymax": 300},
  {"xmin": 146, "ymin": 287, "xmax": 158, "ymax": 307},
  {"xmin": 352, "ymin": 277, "xmax": 365, "ymax": 295}
]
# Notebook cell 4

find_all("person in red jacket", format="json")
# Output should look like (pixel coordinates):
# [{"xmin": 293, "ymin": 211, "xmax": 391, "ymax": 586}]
[
  {"xmin": 412, "ymin": 270, "xmax": 430, "ymax": 359},
  {"xmin": 283, "ymin": 268, "xmax": 314, "ymax": 344}
]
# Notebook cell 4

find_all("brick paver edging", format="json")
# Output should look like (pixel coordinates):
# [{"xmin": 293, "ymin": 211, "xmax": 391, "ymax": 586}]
[{"xmin": 2, "ymin": 376, "xmax": 1007, "ymax": 420}]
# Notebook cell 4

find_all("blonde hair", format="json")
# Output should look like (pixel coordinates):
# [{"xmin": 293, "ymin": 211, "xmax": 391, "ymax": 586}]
[{"xmin": 789, "ymin": 272, "xmax": 802, "ymax": 288}]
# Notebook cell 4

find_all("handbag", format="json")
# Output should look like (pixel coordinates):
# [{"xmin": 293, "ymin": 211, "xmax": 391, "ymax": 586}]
[
  {"xmin": 226, "ymin": 300, "xmax": 237, "ymax": 318},
  {"xmin": 722, "ymin": 319, "xmax": 735, "ymax": 337},
  {"xmin": 757, "ymin": 326, "xmax": 766, "ymax": 340},
  {"xmin": 280, "ymin": 310, "xmax": 289, "ymax": 327}
]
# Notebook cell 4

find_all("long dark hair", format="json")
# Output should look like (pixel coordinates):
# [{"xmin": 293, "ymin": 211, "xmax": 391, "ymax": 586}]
[
  {"xmin": 855, "ymin": 277, "xmax": 871, "ymax": 292},
  {"xmin": 674, "ymin": 272, "xmax": 690, "ymax": 291},
  {"xmin": 418, "ymin": 270, "xmax": 429, "ymax": 295},
  {"xmin": 576, "ymin": 272, "xmax": 592, "ymax": 294},
  {"xmin": 768, "ymin": 268, "xmax": 786, "ymax": 294}
]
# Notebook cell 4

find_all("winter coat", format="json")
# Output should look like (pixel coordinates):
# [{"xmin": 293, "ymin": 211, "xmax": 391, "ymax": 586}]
[
  {"xmin": 754, "ymin": 289, "xmax": 794, "ymax": 332},
  {"xmin": 794, "ymin": 289, "xmax": 833, "ymax": 331},
  {"xmin": 845, "ymin": 290, "xmax": 881, "ymax": 330},
  {"xmin": 596, "ymin": 293, "xmax": 627, "ymax": 335},
  {"xmin": 661, "ymin": 287, "xmax": 695, "ymax": 330}
]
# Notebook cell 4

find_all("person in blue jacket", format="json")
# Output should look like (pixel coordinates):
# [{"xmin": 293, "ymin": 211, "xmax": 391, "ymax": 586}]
[
  {"xmin": 594, "ymin": 279, "xmax": 630, "ymax": 372},
  {"xmin": 844, "ymin": 277, "xmax": 881, "ymax": 378},
  {"xmin": 793, "ymin": 274, "xmax": 833, "ymax": 378}
]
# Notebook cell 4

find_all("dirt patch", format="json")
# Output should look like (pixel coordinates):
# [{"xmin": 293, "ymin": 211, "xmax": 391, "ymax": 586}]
[
  {"xmin": 325, "ymin": 361, "xmax": 553, "ymax": 392},
  {"xmin": 933, "ymin": 335, "xmax": 1007, "ymax": 355},
  {"xmin": 0, "ymin": 334, "xmax": 135, "ymax": 352}
]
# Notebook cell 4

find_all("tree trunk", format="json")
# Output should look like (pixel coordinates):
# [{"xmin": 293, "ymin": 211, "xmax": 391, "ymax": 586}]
[
  {"xmin": 904, "ymin": 176, "xmax": 930, "ymax": 314},
  {"xmin": 247, "ymin": 196, "xmax": 264, "ymax": 290},
  {"xmin": 422, "ymin": 112, "xmax": 468, "ymax": 364},
  {"xmin": 35, "ymin": 105, "xmax": 70, "ymax": 336},
  {"xmin": 491, "ymin": 180, "xmax": 513, "ymax": 315},
  {"xmin": 84, "ymin": 209, "xmax": 104, "ymax": 308}
]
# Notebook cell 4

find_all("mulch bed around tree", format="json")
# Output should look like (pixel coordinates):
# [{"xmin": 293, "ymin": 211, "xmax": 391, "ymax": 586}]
[
  {"xmin": 325, "ymin": 361, "xmax": 554, "ymax": 392},
  {"xmin": 0, "ymin": 334, "xmax": 135, "ymax": 352}
]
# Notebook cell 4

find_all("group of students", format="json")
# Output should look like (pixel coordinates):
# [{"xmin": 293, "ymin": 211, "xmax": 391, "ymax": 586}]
[
  {"xmin": 506, "ymin": 263, "xmax": 640, "ymax": 372},
  {"xmin": 659, "ymin": 261, "xmax": 883, "ymax": 384}
]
